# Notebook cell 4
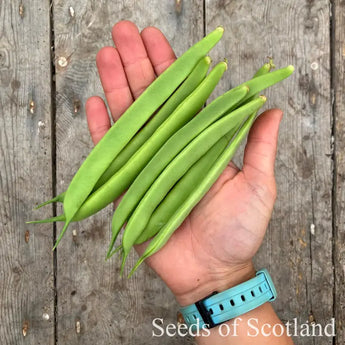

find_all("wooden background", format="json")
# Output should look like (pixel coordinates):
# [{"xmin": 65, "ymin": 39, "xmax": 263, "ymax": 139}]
[{"xmin": 0, "ymin": 0, "xmax": 344, "ymax": 344}]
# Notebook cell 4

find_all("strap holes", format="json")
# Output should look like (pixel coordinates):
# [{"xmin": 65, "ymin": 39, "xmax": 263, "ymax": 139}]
[
  {"xmin": 241, "ymin": 295, "xmax": 245, "ymax": 302},
  {"xmin": 230, "ymin": 299, "xmax": 235, "ymax": 306},
  {"xmin": 219, "ymin": 304, "xmax": 224, "ymax": 311},
  {"xmin": 193, "ymin": 314, "xmax": 197, "ymax": 319},
  {"xmin": 259, "ymin": 286, "xmax": 263, "ymax": 293},
  {"xmin": 251, "ymin": 290, "xmax": 255, "ymax": 297},
  {"xmin": 209, "ymin": 308, "xmax": 213, "ymax": 315}
]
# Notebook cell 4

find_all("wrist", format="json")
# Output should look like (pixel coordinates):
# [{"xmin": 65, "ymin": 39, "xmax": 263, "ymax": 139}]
[{"xmin": 176, "ymin": 261, "xmax": 255, "ymax": 307}]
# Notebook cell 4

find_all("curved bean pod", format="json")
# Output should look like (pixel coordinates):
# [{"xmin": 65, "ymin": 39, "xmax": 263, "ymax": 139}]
[
  {"xmin": 30, "ymin": 63, "xmax": 293, "ymax": 230},
  {"xmin": 34, "ymin": 60, "xmax": 276, "ymax": 214},
  {"xmin": 35, "ymin": 57, "xmax": 211, "ymax": 208},
  {"xmin": 120, "ymin": 96, "xmax": 266, "ymax": 269},
  {"xmin": 109, "ymin": 64, "xmax": 295, "ymax": 254},
  {"xmin": 53, "ymin": 61, "xmax": 226, "ymax": 227},
  {"xmin": 134, "ymin": 60, "xmax": 273, "ymax": 245},
  {"xmin": 94, "ymin": 56, "xmax": 212, "ymax": 189},
  {"xmin": 129, "ymin": 111, "xmax": 259, "ymax": 276},
  {"xmin": 29, "ymin": 61, "xmax": 226, "ymax": 228},
  {"xmin": 35, "ymin": 58, "xmax": 211, "ymax": 210},
  {"xmin": 56, "ymin": 27, "xmax": 224, "ymax": 249},
  {"xmin": 134, "ymin": 134, "xmax": 231, "ymax": 244},
  {"xmin": 108, "ymin": 85, "xmax": 248, "ymax": 255}
]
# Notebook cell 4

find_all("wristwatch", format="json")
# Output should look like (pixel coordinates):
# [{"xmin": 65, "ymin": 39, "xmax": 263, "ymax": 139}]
[{"xmin": 180, "ymin": 269, "xmax": 277, "ymax": 330}]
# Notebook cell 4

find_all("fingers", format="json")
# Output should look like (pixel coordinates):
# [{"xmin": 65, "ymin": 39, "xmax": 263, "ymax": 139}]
[
  {"xmin": 90, "ymin": 21, "xmax": 175, "ymax": 147},
  {"xmin": 243, "ymin": 108, "xmax": 283, "ymax": 184},
  {"xmin": 85, "ymin": 97, "xmax": 111, "ymax": 145},
  {"xmin": 96, "ymin": 47, "xmax": 133, "ymax": 121},
  {"xmin": 141, "ymin": 26, "xmax": 176, "ymax": 75},
  {"xmin": 112, "ymin": 21, "xmax": 155, "ymax": 99},
  {"xmin": 96, "ymin": 21, "xmax": 176, "ymax": 124}
]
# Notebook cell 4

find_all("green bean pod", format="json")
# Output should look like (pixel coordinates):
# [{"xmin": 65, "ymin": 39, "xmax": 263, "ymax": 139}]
[
  {"xmin": 94, "ymin": 56, "xmax": 212, "ymax": 190},
  {"xmin": 28, "ymin": 61, "xmax": 226, "ymax": 228},
  {"xmin": 29, "ymin": 64, "xmax": 293, "ymax": 229},
  {"xmin": 134, "ymin": 60, "xmax": 273, "ymax": 245},
  {"xmin": 56, "ymin": 27, "xmax": 224, "ymax": 249},
  {"xmin": 108, "ymin": 65, "xmax": 294, "ymax": 255},
  {"xmin": 120, "ymin": 96, "xmax": 266, "ymax": 270},
  {"xmin": 73, "ymin": 61, "xmax": 225, "ymax": 210},
  {"xmin": 35, "ymin": 59, "xmax": 275, "ymax": 212},
  {"xmin": 129, "ymin": 111, "xmax": 259, "ymax": 276},
  {"xmin": 42, "ymin": 60, "xmax": 226, "ymax": 239},
  {"xmin": 35, "ymin": 57, "xmax": 211, "ymax": 208},
  {"xmin": 107, "ymin": 85, "xmax": 248, "ymax": 255},
  {"xmin": 135, "ymin": 133, "xmax": 231, "ymax": 245}
]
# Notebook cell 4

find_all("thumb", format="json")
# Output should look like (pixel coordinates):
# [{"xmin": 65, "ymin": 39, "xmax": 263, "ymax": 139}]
[{"xmin": 243, "ymin": 108, "xmax": 283, "ymax": 184}]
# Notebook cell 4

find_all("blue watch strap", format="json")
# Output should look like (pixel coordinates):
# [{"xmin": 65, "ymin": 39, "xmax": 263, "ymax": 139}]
[{"xmin": 180, "ymin": 269, "xmax": 277, "ymax": 330}]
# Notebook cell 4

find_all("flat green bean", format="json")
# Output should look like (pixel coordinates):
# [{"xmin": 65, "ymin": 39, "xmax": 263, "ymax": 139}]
[
  {"xmin": 120, "ymin": 97, "xmax": 266, "ymax": 270},
  {"xmin": 134, "ymin": 61, "xmax": 273, "ymax": 245},
  {"xmin": 108, "ymin": 85, "xmax": 248, "ymax": 255},
  {"xmin": 28, "ymin": 61, "xmax": 226, "ymax": 228},
  {"xmin": 134, "ymin": 134, "xmax": 231, "ymax": 244},
  {"xmin": 35, "ymin": 58, "xmax": 274, "ymax": 212},
  {"xmin": 30, "ymin": 64, "xmax": 293, "ymax": 231},
  {"xmin": 55, "ymin": 27, "xmax": 224, "ymax": 249},
  {"xmin": 108, "ymin": 65, "xmax": 294, "ymax": 256},
  {"xmin": 93, "ymin": 56, "xmax": 212, "ymax": 189},
  {"xmin": 35, "ymin": 57, "xmax": 211, "ymax": 208},
  {"xmin": 129, "ymin": 111, "xmax": 259, "ymax": 276}
]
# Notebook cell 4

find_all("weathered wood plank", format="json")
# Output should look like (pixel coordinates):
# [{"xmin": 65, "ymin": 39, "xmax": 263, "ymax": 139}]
[
  {"xmin": 206, "ymin": 0, "xmax": 333, "ymax": 344},
  {"xmin": 333, "ymin": 0, "xmax": 345, "ymax": 344},
  {"xmin": 53, "ymin": 1, "xmax": 202, "ymax": 344},
  {"xmin": 0, "ymin": 0, "xmax": 54, "ymax": 344}
]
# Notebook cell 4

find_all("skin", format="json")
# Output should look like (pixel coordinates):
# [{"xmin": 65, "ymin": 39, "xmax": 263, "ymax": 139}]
[{"xmin": 86, "ymin": 20, "xmax": 293, "ymax": 344}]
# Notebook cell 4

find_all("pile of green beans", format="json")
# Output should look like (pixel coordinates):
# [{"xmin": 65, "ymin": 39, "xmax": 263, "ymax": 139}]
[{"xmin": 29, "ymin": 27, "xmax": 294, "ymax": 276}]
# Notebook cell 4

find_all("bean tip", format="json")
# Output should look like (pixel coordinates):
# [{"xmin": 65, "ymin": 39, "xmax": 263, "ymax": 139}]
[
  {"xmin": 259, "ymin": 95, "xmax": 267, "ymax": 102},
  {"xmin": 216, "ymin": 59, "xmax": 228, "ymax": 71},
  {"xmin": 216, "ymin": 26, "xmax": 224, "ymax": 34},
  {"xmin": 204, "ymin": 56, "xmax": 212, "ymax": 65},
  {"xmin": 266, "ymin": 57, "xmax": 276, "ymax": 70},
  {"xmin": 287, "ymin": 65, "xmax": 295, "ymax": 73},
  {"xmin": 120, "ymin": 253, "xmax": 127, "ymax": 276}
]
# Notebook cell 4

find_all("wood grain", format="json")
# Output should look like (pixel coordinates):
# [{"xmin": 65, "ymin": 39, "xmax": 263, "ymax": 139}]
[
  {"xmin": 0, "ymin": 0, "xmax": 54, "ymax": 344},
  {"xmin": 53, "ymin": 1, "xmax": 202, "ymax": 344},
  {"xmin": 333, "ymin": 0, "xmax": 345, "ymax": 344},
  {"xmin": 1, "ymin": 0, "xmax": 342, "ymax": 344},
  {"xmin": 206, "ymin": 1, "xmax": 333, "ymax": 344}
]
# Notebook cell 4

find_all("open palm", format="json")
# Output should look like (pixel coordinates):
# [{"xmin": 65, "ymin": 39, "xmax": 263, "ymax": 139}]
[{"xmin": 86, "ymin": 21, "xmax": 282, "ymax": 305}]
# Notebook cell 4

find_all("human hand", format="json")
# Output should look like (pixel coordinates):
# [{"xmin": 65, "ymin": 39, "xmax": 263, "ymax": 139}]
[{"xmin": 85, "ymin": 20, "xmax": 283, "ymax": 306}]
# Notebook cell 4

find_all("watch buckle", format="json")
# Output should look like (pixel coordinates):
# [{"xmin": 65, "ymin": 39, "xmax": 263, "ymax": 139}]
[{"xmin": 195, "ymin": 291, "xmax": 217, "ymax": 329}]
